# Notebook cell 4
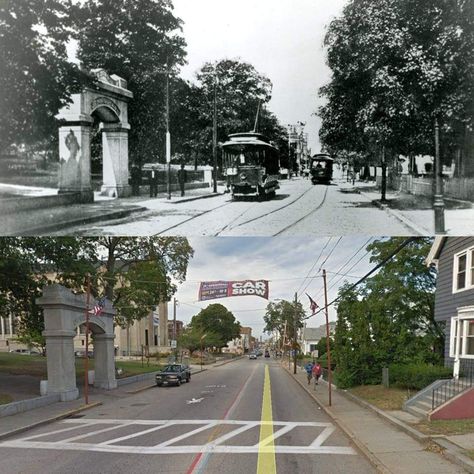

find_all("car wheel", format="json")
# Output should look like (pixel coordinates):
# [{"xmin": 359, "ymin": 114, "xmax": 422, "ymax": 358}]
[
  {"xmin": 176, "ymin": 379, "xmax": 181, "ymax": 386},
  {"xmin": 187, "ymin": 374, "xmax": 191, "ymax": 382}
]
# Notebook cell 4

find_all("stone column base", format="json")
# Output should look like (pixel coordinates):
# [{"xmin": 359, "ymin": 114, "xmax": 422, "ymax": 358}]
[
  {"xmin": 100, "ymin": 184, "xmax": 131, "ymax": 198},
  {"xmin": 51, "ymin": 388, "xmax": 79, "ymax": 402},
  {"xmin": 94, "ymin": 379, "xmax": 118, "ymax": 390}
]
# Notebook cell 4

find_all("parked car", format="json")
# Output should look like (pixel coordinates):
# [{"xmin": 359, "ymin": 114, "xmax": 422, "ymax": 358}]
[
  {"xmin": 249, "ymin": 353, "xmax": 257, "ymax": 360},
  {"xmin": 156, "ymin": 364, "xmax": 191, "ymax": 387},
  {"xmin": 9, "ymin": 349, "xmax": 41, "ymax": 355}
]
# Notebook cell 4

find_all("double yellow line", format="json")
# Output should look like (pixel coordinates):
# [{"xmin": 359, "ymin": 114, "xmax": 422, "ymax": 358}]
[{"xmin": 256, "ymin": 365, "xmax": 276, "ymax": 474}]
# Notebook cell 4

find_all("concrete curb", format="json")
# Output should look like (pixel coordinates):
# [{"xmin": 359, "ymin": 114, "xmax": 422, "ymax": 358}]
[
  {"xmin": 0, "ymin": 401, "xmax": 102, "ymax": 442},
  {"xmin": 15, "ymin": 206, "xmax": 147, "ymax": 236},
  {"xmin": 170, "ymin": 193, "xmax": 224, "ymax": 204},
  {"xmin": 342, "ymin": 389, "xmax": 474, "ymax": 473},
  {"xmin": 283, "ymin": 366, "xmax": 392, "ymax": 474},
  {"xmin": 359, "ymin": 191, "xmax": 428, "ymax": 236}
]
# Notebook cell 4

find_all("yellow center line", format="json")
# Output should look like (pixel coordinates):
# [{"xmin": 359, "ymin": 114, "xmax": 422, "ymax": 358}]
[{"xmin": 256, "ymin": 364, "xmax": 276, "ymax": 474}]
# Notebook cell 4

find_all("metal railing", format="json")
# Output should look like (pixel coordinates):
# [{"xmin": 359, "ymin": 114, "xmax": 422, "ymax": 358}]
[{"xmin": 432, "ymin": 369, "xmax": 474, "ymax": 410}]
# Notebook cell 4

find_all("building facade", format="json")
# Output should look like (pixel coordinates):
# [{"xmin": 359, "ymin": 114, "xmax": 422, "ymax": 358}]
[{"xmin": 427, "ymin": 237, "xmax": 474, "ymax": 377}]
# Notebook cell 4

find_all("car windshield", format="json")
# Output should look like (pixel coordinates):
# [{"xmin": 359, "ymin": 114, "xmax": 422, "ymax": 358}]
[{"xmin": 163, "ymin": 365, "xmax": 181, "ymax": 372}]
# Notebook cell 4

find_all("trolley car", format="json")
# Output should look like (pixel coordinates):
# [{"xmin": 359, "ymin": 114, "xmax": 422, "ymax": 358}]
[
  {"xmin": 222, "ymin": 132, "xmax": 280, "ymax": 199},
  {"xmin": 310, "ymin": 154, "xmax": 334, "ymax": 184}
]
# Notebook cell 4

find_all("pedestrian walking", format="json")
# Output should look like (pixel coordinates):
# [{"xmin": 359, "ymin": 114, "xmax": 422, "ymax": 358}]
[
  {"xmin": 149, "ymin": 165, "xmax": 158, "ymax": 198},
  {"xmin": 304, "ymin": 360, "xmax": 314, "ymax": 385},
  {"xmin": 130, "ymin": 164, "xmax": 141, "ymax": 196},
  {"xmin": 177, "ymin": 164, "xmax": 187, "ymax": 197},
  {"xmin": 312, "ymin": 361, "xmax": 322, "ymax": 387}
]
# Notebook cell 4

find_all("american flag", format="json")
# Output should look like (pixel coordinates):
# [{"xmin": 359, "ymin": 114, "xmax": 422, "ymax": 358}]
[
  {"xmin": 306, "ymin": 293, "xmax": 319, "ymax": 315},
  {"xmin": 89, "ymin": 297, "xmax": 105, "ymax": 316}
]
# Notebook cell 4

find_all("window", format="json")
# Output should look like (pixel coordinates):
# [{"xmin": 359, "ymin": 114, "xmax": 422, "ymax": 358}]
[
  {"xmin": 453, "ymin": 247, "xmax": 474, "ymax": 292},
  {"xmin": 450, "ymin": 307, "xmax": 474, "ymax": 359}
]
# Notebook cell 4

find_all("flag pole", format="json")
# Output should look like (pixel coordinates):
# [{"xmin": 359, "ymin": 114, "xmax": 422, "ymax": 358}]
[
  {"xmin": 84, "ymin": 275, "xmax": 91, "ymax": 405},
  {"xmin": 323, "ymin": 269, "xmax": 332, "ymax": 406}
]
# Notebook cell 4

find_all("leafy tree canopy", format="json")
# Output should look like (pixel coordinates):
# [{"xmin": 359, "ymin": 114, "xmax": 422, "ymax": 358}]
[
  {"xmin": 263, "ymin": 299, "xmax": 306, "ymax": 344},
  {"xmin": 319, "ymin": 0, "xmax": 474, "ymax": 169},
  {"xmin": 0, "ymin": 237, "xmax": 194, "ymax": 349},
  {"xmin": 333, "ymin": 237, "xmax": 443, "ymax": 388},
  {"xmin": 189, "ymin": 303, "xmax": 241, "ymax": 349},
  {"xmin": 0, "ymin": 0, "xmax": 88, "ymax": 151}
]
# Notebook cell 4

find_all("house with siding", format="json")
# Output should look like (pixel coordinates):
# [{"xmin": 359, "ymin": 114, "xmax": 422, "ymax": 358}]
[
  {"xmin": 427, "ymin": 236, "xmax": 474, "ymax": 378},
  {"xmin": 403, "ymin": 237, "xmax": 474, "ymax": 420}
]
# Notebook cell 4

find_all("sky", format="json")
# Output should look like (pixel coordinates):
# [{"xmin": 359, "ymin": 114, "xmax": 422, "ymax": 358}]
[
  {"xmin": 171, "ymin": 236, "xmax": 380, "ymax": 339},
  {"xmin": 67, "ymin": 0, "xmax": 347, "ymax": 151},
  {"xmin": 172, "ymin": 0, "xmax": 347, "ymax": 153}
]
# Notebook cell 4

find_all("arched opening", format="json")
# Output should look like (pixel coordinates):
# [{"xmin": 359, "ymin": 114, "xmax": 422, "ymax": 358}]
[{"xmin": 90, "ymin": 104, "xmax": 121, "ymax": 192}]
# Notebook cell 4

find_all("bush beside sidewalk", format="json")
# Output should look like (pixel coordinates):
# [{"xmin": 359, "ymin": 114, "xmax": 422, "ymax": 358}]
[{"xmin": 286, "ymin": 364, "xmax": 474, "ymax": 474}]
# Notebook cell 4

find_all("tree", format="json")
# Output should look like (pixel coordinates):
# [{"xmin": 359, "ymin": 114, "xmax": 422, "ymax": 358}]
[
  {"xmin": 333, "ymin": 237, "xmax": 442, "ymax": 388},
  {"xmin": 263, "ymin": 299, "xmax": 306, "ymax": 347},
  {"xmin": 0, "ymin": 0, "xmax": 87, "ymax": 152},
  {"xmin": 319, "ymin": 0, "xmax": 474, "ymax": 173},
  {"xmin": 189, "ymin": 304, "xmax": 241, "ymax": 350},
  {"xmin": 0, "ymin": 237, "xmax": 194, "ymax": 348},
  {"xmin": 192, "ymin": 59, "xmax": 274, "ymax": 162},
  {"xmin": 178, "ymin": 326, "xmax": 220, "ymax": 354},
  {"xmin": 75, "ymin": 0, "xmax": 187, "ymax": 167}
]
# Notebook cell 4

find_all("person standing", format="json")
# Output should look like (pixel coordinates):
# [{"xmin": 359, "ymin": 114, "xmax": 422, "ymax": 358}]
[
  {"xmin": 177, "ymin": 164, "xmax": 187, "ymax": 197},
  {"xmin": 304, "ymin": 360, "xmax": 314, "ymax": 385},
  {"xmin": 130, "ymin": 164, "xmax": 141, "ymax": 196},
  {"xmin": 149, "ymin": 166, "xmax": 158, "ymax": 198},
  {"xmin": 312, "ymin": 361, "xmax": 322, "ymax": 386}
]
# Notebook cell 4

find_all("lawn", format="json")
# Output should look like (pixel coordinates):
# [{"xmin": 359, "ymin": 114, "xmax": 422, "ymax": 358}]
[
  {"xmin": 413, "ymin": 419, "xmax": 474, "ymax": 436},
  {"xmin": 0, "ymin": 394, "xmax": 13, "ymax": 405},
  {"xmin": 0, "ymin": 352, "xmax": 163, "ymax": 380},
  {"xmin": 467, "ymin": 450, "xmax": 474, "ymax": 460},
  {"xmin": 349, "ymin": 384, "xmax": 410, "ymax": 410}
]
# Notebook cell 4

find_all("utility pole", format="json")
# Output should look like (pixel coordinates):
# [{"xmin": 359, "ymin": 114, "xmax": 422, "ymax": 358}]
[
  {"xmin": 212, "ymin": 73, "xmax": 218, "ymax": 193},
  {"xmin": 166, "ymin": 60, "xmax": 171, "ymax": 200},
  {"xmin": 293, "ymin": 292, "xmax": 298, "ymax": 374},
  {"xmin": 323, "ymin": 269, "xmax": 332, "ymax": 406},
  {"xmin": 84, "ymin": 275, "xmax": 91, "ymax": 405},
  {"xmin": 434, "ymin": 116, "xmax": 445, "ymax": 233},
  {"xmin": 173, "ymin": 298, "xmax": 177, "ymax": 359}
]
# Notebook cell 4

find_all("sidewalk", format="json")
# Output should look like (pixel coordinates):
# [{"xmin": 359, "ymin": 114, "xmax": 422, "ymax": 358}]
[
  {"xmin": 340, "ymin": 180, "xmax": 474, "ymax": 235},
  {"xmin": 288, "ymin": 365, "xmax": 471, "ymax": 473},
  {"xmin": 1, "ymin": 184, "xmax": 224, "ymax": 236},
  {"xmin": 0, "ymin": 356, "xmax": 241, "ymax": 442}
]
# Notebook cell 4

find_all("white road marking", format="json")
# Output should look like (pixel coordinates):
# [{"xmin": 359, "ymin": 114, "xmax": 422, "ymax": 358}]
[
  {"xmin": 0, "ymin": 419, "xmax": 356, "ymax": 455},
  {"xmin": 186, "ymin": 397, "xmax": 204, "ymax": 404}
]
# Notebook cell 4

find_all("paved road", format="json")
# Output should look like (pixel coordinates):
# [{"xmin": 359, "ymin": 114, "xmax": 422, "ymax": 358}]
[
  {"xmin": 0, "ymin": 358, "xmax": 375, "ymax": 474},
  {"xmin": 63, "ymin": 176, "xmax": 415, "ymax": 237}
]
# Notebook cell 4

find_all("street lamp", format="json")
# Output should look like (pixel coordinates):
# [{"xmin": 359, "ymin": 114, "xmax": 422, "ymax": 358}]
[{"xmin": 200, "ymin": 333, "xmax": 207, "ymax": 370}]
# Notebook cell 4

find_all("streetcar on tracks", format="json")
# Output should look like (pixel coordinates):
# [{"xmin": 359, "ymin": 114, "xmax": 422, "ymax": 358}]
[
  {"xmin": 310, "ymin": 154, "xmax": 334, "ymax": 185},
  {"xmin": 222, "ymin": 132, "xmax": 280, "ymax": 199}
]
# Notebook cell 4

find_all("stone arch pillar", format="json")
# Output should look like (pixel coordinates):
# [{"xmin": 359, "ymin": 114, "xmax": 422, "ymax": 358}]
[
  {"xmin": 56, "ymin": 69, "xmax": 133, "ymax": 201},
  {"xmin": 37, "ymin": 284, "xmax": 116, "ymax": 401}
]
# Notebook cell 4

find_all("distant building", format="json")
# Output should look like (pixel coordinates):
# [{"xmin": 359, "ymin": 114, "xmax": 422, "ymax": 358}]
[
  {"xmin": 300, "ymin": 323, "xmax": 336, "ymax": 355},
  {"xmin": 223, "ymin": 326, "xmax": 253, "ymax": 354}
]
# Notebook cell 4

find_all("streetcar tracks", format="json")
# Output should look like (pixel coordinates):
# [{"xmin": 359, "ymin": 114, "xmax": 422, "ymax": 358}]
[
  {"xmin": 213, "ymin": 185, "xmax": 315, "ymax": 236},
  {"xmin": 154, "ymin": 201, "xmax": 232, "ymax": 235},
  {"xmin": 273, "ymin": 186, "xmax": 329, "ymax": 236}
]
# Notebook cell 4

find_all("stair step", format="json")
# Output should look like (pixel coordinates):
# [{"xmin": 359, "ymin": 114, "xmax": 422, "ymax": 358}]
[
  {"xmin": 414, "ymin": 399, "xmax": 432, "ymax": 409},
  {"xmin": 406, "ymin": 405, "xmax": 429, "ymax": 417}
]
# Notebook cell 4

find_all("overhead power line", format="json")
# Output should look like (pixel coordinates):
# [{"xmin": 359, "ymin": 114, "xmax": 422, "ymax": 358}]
[{"xmin": 306, "ymin": 237, "xmax": 416, "ymax": 320}]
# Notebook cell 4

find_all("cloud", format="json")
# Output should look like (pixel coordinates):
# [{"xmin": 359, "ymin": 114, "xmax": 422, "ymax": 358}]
[{"xmin": 174, "ymin": 236, "xmax": 377, "ymax": 337}]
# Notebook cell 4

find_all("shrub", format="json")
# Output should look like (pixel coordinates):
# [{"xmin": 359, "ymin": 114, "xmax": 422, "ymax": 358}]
[{"xmin": 389, "ymin": 363, "xmax": 452, "ymax": 390}]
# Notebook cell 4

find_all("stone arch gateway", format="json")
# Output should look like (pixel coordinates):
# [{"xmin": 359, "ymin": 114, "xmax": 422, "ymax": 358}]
[
  {"xmin": 56, "ymin": 69, "xmax": 133, "ymax": 201},
  {"xmin": 37, "ymin": 284, "xmax": 117, "ymax": 402}
]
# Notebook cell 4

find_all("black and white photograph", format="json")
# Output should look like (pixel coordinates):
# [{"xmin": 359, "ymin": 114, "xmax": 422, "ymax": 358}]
[
  {"xmin": 1, "ymin": 0, "xmax": 473, "ymax": 235},
  {"xmin": 1, "ymin": 1, "xmax": 474, "ymax": 473}
]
